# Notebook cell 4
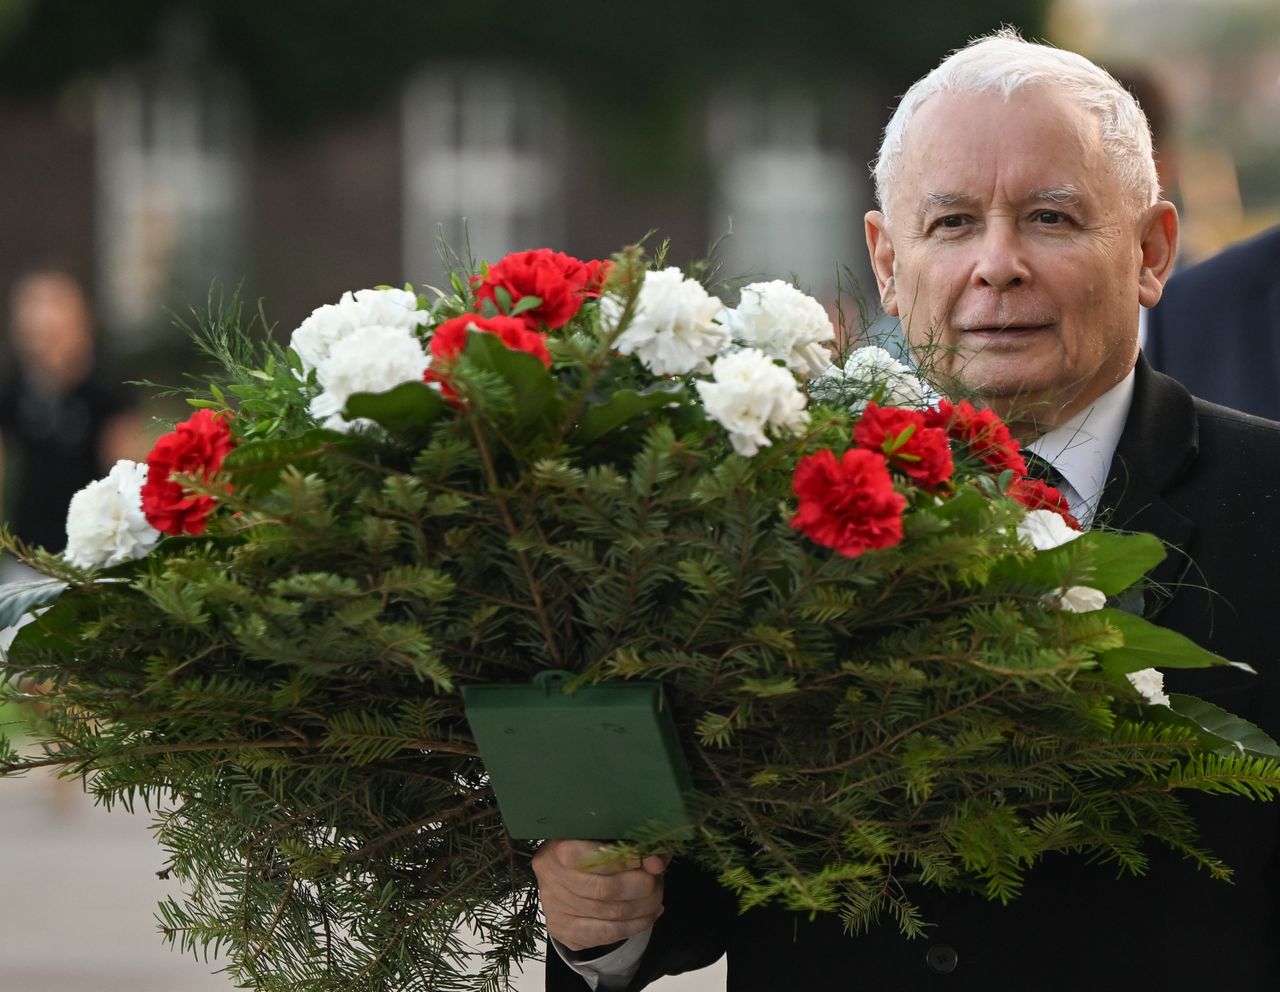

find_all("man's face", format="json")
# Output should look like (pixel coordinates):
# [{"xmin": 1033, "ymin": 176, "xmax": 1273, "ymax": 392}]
[
  {"xmin": 865, "ymin": 86, "xmax": 1177, "ymax": 429},
  {"xmin": 10, "ymin": 272, "xmax": 92, "ymax": 374}
]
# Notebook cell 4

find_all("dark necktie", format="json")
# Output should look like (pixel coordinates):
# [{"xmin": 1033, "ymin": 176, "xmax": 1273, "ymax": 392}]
[{"xmin": 1023, "ymin": 451, "xmax": 1064, "ymax": 489}]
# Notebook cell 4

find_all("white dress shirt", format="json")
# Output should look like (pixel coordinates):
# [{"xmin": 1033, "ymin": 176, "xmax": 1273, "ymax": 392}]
[
  {"xmin": 1024, "ymin": 369, "xmax": 1135, "ymax": 529},
  {"xmin": 553, "ymin": 928, "xmax": 651, "ymax": 989}
]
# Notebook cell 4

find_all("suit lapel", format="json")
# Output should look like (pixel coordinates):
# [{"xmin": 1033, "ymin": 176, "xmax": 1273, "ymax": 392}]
[{"xmin": 1098, "ymin": 359, "xmax": 1196, "ymax": 620}]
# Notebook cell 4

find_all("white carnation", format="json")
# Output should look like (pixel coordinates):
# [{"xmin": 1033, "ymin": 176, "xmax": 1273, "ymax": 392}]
[
  {"xmin": 1051, "ymin": 585, "xmax": 1107, "ymax": 613},
  {"xmin": 1126, "ymin": 668, "xmax": 1171, "ymax": 707},
  {"xmin": 718, "ymin": 280, "xmax": 834, "ymax": 376},
  {"xmin": 64, "ymin": 460, "xmax": 161, "ymax": 570},
  {"xmin": 290, "ymin": 287, "xmax": 429, "ymax": 374},
  {"xmin": 310, "ymin": 324, "xmax": 431, "ymax": 432},
  {"xmin": 810, "ymin": 345, "xmax": 929, "ymax": 411},
  {"xmin": 695, "ymin": 348, "xmax": 809, "ymax": 457},
  {"xmin": 602, "ymin": 267, "xmax": 729, "ymax": 376},
  {"xmin": 1017, "ymin": 509, "xmax": 1082, "ymax": 551}
]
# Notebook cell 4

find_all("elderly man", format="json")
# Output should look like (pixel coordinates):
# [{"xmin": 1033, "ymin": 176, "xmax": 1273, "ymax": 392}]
[{"xmin": 537, "ymin": 29, "xmax": 1280, "ymax": 991}]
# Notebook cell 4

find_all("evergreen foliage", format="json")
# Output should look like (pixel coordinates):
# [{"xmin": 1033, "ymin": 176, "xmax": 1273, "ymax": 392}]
[{"xmin": 2, "ymin": 244, "xmax": 1278, "ymax": 990}]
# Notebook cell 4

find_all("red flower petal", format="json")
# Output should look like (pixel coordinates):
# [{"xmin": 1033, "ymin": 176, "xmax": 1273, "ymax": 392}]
[
  {"xmin": 790, "ymin": 448, "xmax": 906, "ymax": 558},
  {"xmin": 471, "ymin": 249, "xmax": 606, "ymax": 329},
  {"xmin": 1008, "ymin": 477, "xmax": 1082, "ymax": 530},
  {"xmin": 140, "ymin": 409, "xmax": 235, "ymax": 536},
  {"xmin": 853, "ymin": 402, "xmax": 954, "ymax": 489},
  {"xmin": 924, "ymin": 399, "xmax": 1027, "ymax": 478}
]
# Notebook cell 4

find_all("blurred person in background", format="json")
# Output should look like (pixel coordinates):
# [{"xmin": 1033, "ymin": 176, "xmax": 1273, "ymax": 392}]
[
  {"xmin": 1110, "ymin": 66, "xmax": 1179, "ymax": 354},
  {"xmin": 1145, "ymin": 223, "xmax": 1280, "ymax": 421},
  {"xmin": 0, "ymin": 269, "xmax": 143, "ymax": 582}
]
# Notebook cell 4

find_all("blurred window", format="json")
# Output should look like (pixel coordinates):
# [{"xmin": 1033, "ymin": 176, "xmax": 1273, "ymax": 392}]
[
  {"xmin": 94, "ymin": 67, "xmax": 247, "ymax": 345},
  {"xmin": 708, "ymin": 92, "xmax": 857, "ymax": 303},
  {"xmin": 401, "ymin": 69, "xmax": 564, "ymax": 289}
]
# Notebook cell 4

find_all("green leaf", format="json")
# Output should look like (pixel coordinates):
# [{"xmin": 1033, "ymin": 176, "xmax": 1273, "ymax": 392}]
[
  {"xmin": 991, "ymin": 531, "xmax": 1164, "ymax": 596},
  {"xmin": 1165, "ymin": 694, "xmax": 1280, "ymax": 759},
  {"xmin": 1095, "ymin": 609, "xmax": 1232, "ymax": 674},
  {"xmin": 509, "ymin": 295, "xmax": 543, "ymax": 318},
  {"xmin": 222, "ymin": 429, "xmax": 351, "ymax": 496},
  {"xmin": 573, "ymin": 382, "xmax": 689, "ymax": 444},
  {"xmin": 929, "ymin": 485, "xmax": 990, "ymax": 529},
  {"xmin": 1077, "ymin": 531, "xmax": 1165, "ymax": 595},
  {"xmin": 739, "ymin": 677, "xmax": 799, "ymax": 698},
  {"xmin": 0, "ymin": 578, "xmax": 68, "ymax": 630},
  {"xmin": 463, "ymin": 330, "xmax": 562, "ymax": 429},
  {"xmin": 345, "ymin": 380, "xmax": 448, "ymax": 434}
]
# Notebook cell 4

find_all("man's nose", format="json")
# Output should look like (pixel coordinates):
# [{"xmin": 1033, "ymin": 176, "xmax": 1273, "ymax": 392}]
[{"xmin": 971, "ymin": 225, "xmax": 1030, "ymax": 290}]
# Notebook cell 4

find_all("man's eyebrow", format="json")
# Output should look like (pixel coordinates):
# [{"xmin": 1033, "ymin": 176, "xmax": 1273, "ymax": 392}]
[
  {"xmin": 1030, "ymin": 185, "xmax": 1083, "ymax": 206},
  {"xmin": 923, "ymin": 191, "xmax": 977, "ymax": 210}
]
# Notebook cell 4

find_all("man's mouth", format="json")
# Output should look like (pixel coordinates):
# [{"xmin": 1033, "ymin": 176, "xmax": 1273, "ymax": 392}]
[{"xmin": 957, "ymin": 322, "xmax": 1054, "ymax": 338}]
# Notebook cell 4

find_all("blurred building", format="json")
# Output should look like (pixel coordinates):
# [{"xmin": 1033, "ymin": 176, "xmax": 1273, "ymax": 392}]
[{"xmin": 0, "ymin": 1, "xmax": 1061, "ymax": 370}]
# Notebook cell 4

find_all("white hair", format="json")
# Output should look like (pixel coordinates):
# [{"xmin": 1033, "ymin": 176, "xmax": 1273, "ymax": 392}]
[{"xmin": 871, "ymin": 27, "xmax": 1160, "ymax": 215}]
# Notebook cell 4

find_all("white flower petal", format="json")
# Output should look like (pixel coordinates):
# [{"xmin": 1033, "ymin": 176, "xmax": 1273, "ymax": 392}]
[
  {"xmin": 290, "ymin": 287, "xmax": 429, "ymax": 374},
  {"xmin": 809, "ymin": 345, "xmax": 929, "ymax": 410},
  {"xmin": 1053, "ymin": 585, "xmax": 1107, "ymax": 613},
  {"xmin": 718, "ymin": 281, "xmax": 835, "ymax": 375},
  {"xmin": 311, "ymin": 324, "xmax": 430, "ymax": 432},
  {"xmin": 64, "ymin": 460, "xmax": 162, "ymax": 569},
  {"xmin": 1017, "ymin": 509, "xmax": 1082, "ymax": 551},
  {"xmin": 602, "ymin": 268, "xmax": 729, "ymax": 376},
  {"xmin": 1125, "ymin": 668, "xmax": 1171, "ymax": 707},
  {"xmin": 696, "ymin": 348, "xmax": 809, "ymax": 457}
]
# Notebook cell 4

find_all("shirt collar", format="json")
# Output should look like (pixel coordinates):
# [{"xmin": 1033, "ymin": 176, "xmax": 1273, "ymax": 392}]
[{"xmin": 1025, "ymin": 369, "xmax": 1135, "ymax": 528}]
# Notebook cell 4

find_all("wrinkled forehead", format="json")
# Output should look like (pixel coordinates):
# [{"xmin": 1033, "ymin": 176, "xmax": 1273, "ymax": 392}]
[{"xmin": 890, "ymin": 87, "xmax": 1111, "ymax": 214}]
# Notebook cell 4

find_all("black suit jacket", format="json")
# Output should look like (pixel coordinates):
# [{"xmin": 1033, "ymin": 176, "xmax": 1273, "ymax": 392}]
[
  {"xmin": 1146, "ymin": 224, "xmax": 1280, "ymax": 421},
  {"xmin": 547, "ymin": 360, "xmax": 1280, "ymax": 991}
]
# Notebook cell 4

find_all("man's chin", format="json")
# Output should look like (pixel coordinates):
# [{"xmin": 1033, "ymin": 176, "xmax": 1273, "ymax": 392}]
[{"xmin": 948, "ymin": 365, "xmax": 1069, "ymax": 419}]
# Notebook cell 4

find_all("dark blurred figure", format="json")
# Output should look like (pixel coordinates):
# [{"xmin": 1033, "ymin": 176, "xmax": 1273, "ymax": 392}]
[
  {"xmin": 1110, "ymin": 67, "xmax": 1181, "ymax": 355},
  {"xmin": 0, "ymin": 270, "xmax": 142, "ymax": 571},
  {"xmin": 1112, "ymin": 67, "xmax": 1179, "ymax": 207},
  {"xmin": 1145, "ymin": 224, "xmax": 1280, "ymax": 421}
]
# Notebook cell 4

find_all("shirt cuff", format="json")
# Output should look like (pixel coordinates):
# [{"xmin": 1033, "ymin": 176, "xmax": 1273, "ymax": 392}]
[{"xmin": 551, "ymin": 928, "xmax": 652, "ymax": 991}]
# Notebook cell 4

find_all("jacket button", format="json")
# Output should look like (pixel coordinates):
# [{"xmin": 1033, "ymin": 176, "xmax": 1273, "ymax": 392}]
[{"xmin": 925, "ymin": 943, "xmax": 958, "ymax": 974}]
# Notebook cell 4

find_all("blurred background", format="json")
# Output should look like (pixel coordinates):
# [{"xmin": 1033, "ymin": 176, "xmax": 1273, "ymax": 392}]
[{"xmin": 1, "ymin": 0, "xmax": 1277, "ymax": 988}]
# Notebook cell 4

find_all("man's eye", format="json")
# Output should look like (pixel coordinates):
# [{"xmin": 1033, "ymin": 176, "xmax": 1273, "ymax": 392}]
[
  {"xmin": 936, "ymin": 215, "xmax": 967, "ymax": 229},
  {"xmin": 1035, "ymin": 210, "xmax": 1065, "ymax": 224}
]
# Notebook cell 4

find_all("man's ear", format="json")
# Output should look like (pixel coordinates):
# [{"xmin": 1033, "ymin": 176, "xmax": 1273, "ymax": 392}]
[
  {"xmin": 1137, "ymin": 200, "xmax": 1179, "ymax": 309},
  {"xmin": 865, "ymin": 211, "xmax": 899, "ymax": 316}
]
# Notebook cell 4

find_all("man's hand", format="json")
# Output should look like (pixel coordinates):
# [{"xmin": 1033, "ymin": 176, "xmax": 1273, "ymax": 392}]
[{"xmin": 532, "ymin": 840, "xmax": 668, "ymax": 952}]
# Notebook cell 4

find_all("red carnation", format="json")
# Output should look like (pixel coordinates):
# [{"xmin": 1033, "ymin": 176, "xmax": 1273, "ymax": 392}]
[
  {"xmin": 853, "ymin": 402, "xmax": 953, "ymax": 489},
  {"xmin": 924, "ymin": 399, "xmax": 1027, "ymax": 478},
  {"xmin": 425, "ymin": 313, "xmax": 552, "ymax": 402},
  {"xmin": 790, "ymin": 448, "xmax": 907, "ymax": 558},
  {"xmin": 429, "ymin": 313, "xmax": 551, "ymax": 366},
  {"xmin": 140, "ymin": 409, "xmax": 235, "ymax": 536},
  {"xmin": 582, "ymin": 258, "xmax": 612, "ymax": 296},
  {"xmin": 1009, "ymin": 477, "xmax": 1082, "ymax": 531},
  {"xmin": 471, "ymin": 249, "xmax": 607, "ymax": 329}
]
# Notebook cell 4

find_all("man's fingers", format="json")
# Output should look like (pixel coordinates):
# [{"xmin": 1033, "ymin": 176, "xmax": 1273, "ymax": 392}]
[
  {"xmin": 539, "ymin": 862, "xmax": 664, "ymax": 913},
  {"xmin": 533, "ymin": 839, "xmax": 667, "ymax": 949},
  {"xmin": 543, "ymin": 909, "xmax": 660, "ymax": 953},
  {"xmin": 547, "ymin": 875, "xmax": 665, "ymax": 921}
]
